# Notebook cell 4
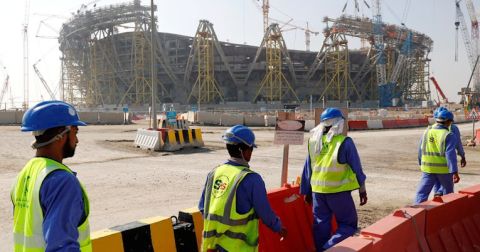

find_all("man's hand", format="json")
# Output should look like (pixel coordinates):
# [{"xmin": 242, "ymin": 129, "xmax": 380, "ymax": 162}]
[
  {"xmin": 453, "ymin": 173, "xmax": 460, "ymax": 183},
  {"xmin": 278, "ymin": 227, "xmax": 288, "ymax": 241},
  {"xmin": 304, "ymin": 194, "xmax": 312, "ymax": 206},
  {"xmin": 359, "ymin": 191, "xmax": 368, "ymax": 206},
  {"xmin": 461, "ymin": 157, "xmax": 466, "ymax": 168}
]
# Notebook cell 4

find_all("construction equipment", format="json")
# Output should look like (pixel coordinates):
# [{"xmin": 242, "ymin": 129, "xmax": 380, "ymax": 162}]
[
  {"xmin": 271, "ymin": 18, "xmax": 319, "ymax": 51},
  {"xmin": 250, "ymin": 0, "xmax": 270, "ymax": 34},
  {"xmin": 22, "ymin": 0, "xmax": 31, "ymax": 110},
  {"xmin": 0, "ymin": 76, "xmax": 9, "ymax": 106},
  {"xmin": 33, "ymin": 60, "xmax": 56, "ymax": 100},
  {"xmin": 429, "ymin": 77, "xmax": 449, "ymax": 106},
  {"xmin": 371, "ymin": 0, "xmax": 388, "ymax": 106}
]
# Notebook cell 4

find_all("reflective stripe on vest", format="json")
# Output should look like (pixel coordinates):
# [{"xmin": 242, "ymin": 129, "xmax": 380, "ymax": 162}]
[
  {"xmin": 309, "ymin": 135, "xmax": 359, "ymax": 193},
  {"xmin": 11, "ymin": 158, "xmax": 92, "ymax": 252},
  {"xmin": 202, "ymin": 165, "xmax": 259, "ymax": 252},
  {"xmin": 421, "ymin": 127, "xmax": 450, "ymax": 174}
]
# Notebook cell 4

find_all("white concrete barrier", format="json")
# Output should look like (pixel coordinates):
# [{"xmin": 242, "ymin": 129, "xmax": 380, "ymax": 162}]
[
  {"xmin": 367, "ymin": 120, "xmax": 384, "ymax": 129},
  {"xmin": 0, "ymin": 112, "xmax": 16, "ymax": 124},
  {"xmin": 16, "ymin": 111, "xmax": 25, "ymax": 124},
  {"xmin": 79, "ymin": 112, "xmax": 99, "ymax": 124},
  {"xmin": 197, "ymin": 112, "xmax": 221, "ymax": 125},
  {"xmin": 244, "ymin": 115, "xmax": 265, "ymax": 127},
  {"xmin": 99, "ymin": 113, "xmax": 124, "ymax": 124},
  {"xmin": 267, "ymin": 116, "xmax": 276, "ymax": 126},
  {"xmin": 220, "ymin": 114, "xmax": 244, "ymax": 126}
]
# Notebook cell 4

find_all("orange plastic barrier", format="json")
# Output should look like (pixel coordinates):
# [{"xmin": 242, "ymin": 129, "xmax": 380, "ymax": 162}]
[
  {"xmin": 407, "ymin": 118, "xmax": 420, "ymax": 127},
  {"xmin": 476, "ymin": 128, "xmax": 480, "ymax": 144},
  {"xmin": 258, "ymin": 184, "xmax": 338, "ymax": 252},
  {"xmin": 396, "ymin": 119, "xmax": 410, "ymax": 128},
  {"xmin": 413, "ymin": 193, "xmax": 478, "ymax": 251},
  {"xmin": 359, "ymin": 208, "xmax": 429, "ymax": 252},
  {"xmin": 418, "ymin": 118, "xmax": 430, "ymax": 126},
  {"xmin": 381, "ymin": 120, "xmax": 398, "ymax": 129},
  {"xmin": 348, "ymin": 120, "xmax": 369, "ymax": 130}
]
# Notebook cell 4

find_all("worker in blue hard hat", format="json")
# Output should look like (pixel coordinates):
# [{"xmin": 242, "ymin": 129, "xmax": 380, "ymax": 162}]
[
  {"xmin": 198, "ymin": 125, "xmax": 287, "ymax": 252},
  {"xmin": 11, "ymin": 100, "xmax": 91, "ymax": 252},
  {"xmin": 300, "ymin": 108, "xmax": 368, "ymax": 251},
  {"xmin": 414, "ymin": 110, "xmax": 460, "ymax": 204},
  {"xmin": 431, "ymin": 107, "xmax": 466, "ymax": 197}
]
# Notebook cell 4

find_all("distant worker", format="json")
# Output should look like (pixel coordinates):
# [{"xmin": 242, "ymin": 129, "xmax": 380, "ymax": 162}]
[
  {"xmin": 431, "ymin": 107, "xmax": 466, "ymax": 197},
  {"xmin": 414, "ymin": 110, "xmax": 460, "ymax": 204},
  {"xmin": 11, "ymin": 101, "xmax": 91, "ymax": 252},
  {"xmin": 300, "ymin": 108, "xmax": 368, "ymax": 251},
  {"xmin": 199, "ymin": 125, "xmax": 287, "ymax": 252}
]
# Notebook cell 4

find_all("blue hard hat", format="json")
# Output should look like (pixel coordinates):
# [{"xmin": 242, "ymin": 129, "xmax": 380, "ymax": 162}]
[
  {"xmin": 321, "ymin": 108, "xmax": 345, "ymax": 122},
  {"xmin": 21, "ymin": 100, "xmax": 87, "ymax": 132},
  {"xmin": 222, "ymin": 125, "xmax": 257, "ymax": 148},
  {"xmin": 433, "ymin": 107, "xmax": 448, "ymax": 118},
  {"xmin": 436, "ymin": 110, "xmax": 454, "ymax": 122}
]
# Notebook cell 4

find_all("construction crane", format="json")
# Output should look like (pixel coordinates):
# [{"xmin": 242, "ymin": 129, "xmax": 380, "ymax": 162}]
[
  {"xmin": 271, "ymin": 19, "xmax": 319, "ymax": 51},
  {"xmin": 251, "ymin": 0, "xmax": 270, "ymax": 34},
  {"xmin": 372, "ymin": 0, "xmax": 388, "ymax": 106},
  {"xmin": 22, "ymin": 0, "xmax": 31, "ymax": 110},
  {"xmin": 33, "ymin": 60, "xmax": 56, "ymax": 100},
  {"xmin": 455, "ymin": 0, "xmax": 480, "ymax": 108},
  {"xmin": 429, "ymin": 77, "xmax": 449, "ymax": 106},
  {"xmin": 0, "ymin": 76, "xmax": 9, "ymax": 107}
]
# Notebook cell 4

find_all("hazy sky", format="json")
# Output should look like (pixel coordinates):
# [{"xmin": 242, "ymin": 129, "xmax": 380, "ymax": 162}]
[{"xmin": 0, "ymin": 0, "xmax": 474, "ymax": 109}]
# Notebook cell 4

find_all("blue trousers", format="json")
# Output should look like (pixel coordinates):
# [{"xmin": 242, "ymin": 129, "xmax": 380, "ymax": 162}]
[
  {"xmin": 312, "ymin": 191, "xmax": 357, "ymax": 251},
  {"xmin": 414, "ymin": 172, "xmax": 454, "ymax": 205}
]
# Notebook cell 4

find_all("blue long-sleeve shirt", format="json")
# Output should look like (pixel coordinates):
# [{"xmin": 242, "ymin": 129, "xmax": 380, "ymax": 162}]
[
  {"xmin": 299, "ymin": 135, "xmax": 367, "ymax": 195},
  {"xmin": 451, "ymin": 124, "xmax": 465, "ymax": 158},
  {"xmin": 39, "ymin": 169, "xmax": 86, "ymax": 252},
  {"xmin": 198, "ymin": 160, "xmax": 282, "ymax": 233},
  {"xmin": 418, "ymin": 124, "xmax": 458, "ymax": 173}
]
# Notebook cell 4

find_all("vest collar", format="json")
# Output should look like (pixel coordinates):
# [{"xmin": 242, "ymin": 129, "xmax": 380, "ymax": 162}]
[{"xmin": 226, "ymin": 157, "xmax": 250, "ymax": 168}]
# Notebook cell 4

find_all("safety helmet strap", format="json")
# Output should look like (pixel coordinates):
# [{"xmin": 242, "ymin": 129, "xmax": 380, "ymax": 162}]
[{"xmin": 31, "ymin": 126, "xmax": 71, "ymax": 149}]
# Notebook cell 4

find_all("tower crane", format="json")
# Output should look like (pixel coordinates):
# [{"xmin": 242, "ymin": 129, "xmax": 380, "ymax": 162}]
[
  {"xmin": 271, "ymin": 19, "xmax": 319, "ymax": 51},
  {"xmin": 0, "ymin": 76, "xmax": 9, "ymax": 107},
  {"xmin": 251, "ymin": 0, "xmax": 270, "ymax": 34},
  {"xmin": 33, "ymin": 60, "xmax": 56, "ymax": 100},
  {"xmin": 22, "ymin": 0, "xmax": 31, "ymax": 110},
  {"xmin": 372, "ymin": 0, "xmax": 388, "ymax": 106}
]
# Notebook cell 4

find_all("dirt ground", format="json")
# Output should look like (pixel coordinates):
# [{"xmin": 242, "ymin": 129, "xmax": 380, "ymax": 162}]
[{"xmin": 0, "ymin": 121, "xmax": 479, "ymax": 250}]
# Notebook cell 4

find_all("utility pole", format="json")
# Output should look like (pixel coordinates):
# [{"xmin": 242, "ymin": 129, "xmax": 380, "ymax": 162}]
[{"xmin": 151, "ymin": 0, "xmax": 157, "ymax": 130}]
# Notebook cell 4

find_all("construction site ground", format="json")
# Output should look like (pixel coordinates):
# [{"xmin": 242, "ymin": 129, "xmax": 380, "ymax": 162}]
[{"xmin": 0, "ymin": 121, "xmax": 479, "ymax": 250}]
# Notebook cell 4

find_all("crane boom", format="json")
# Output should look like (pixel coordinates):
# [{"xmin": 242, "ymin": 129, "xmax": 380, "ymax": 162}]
[
  {"xmin": 33, "ymin": 62, "xmax": 55, "ymax": 100},
  {"xmin": 429, "ymin": 77, "xmax": 448, "ymax": 105},
  {"xmin": 0, "ymin": 76, "xmax": 9, "ymax": 105},
  {"xmin": 456, "ymin": 0, "xmax": 476, "ymax": 69},
  {"xmin": 23, "ymin": 0, "xmax": 31, "ymax": 110}
]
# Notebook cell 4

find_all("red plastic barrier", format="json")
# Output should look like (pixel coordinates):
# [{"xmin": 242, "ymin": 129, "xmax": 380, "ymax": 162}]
[
  {"xmin": 414, "ymin": 193, "xmax": 478, "ymax": 251},
  {"xmin": 396, "ymin": 119, "xmax": 410, "ymax": 128},
  {"xmin": 381, "ymin": 120, "xmax": 398, "ymax": 129},
  {"xmin": 476, "ymin": 129, "xmax": 480, "ymax": 144},
  {"xmin": 359, "ymin": 208, "xmax": 429, "ymax": 252},
  {"xmin": 327, "ymin": 236, "xmax": 373, "ymax": 251},
  {"xmin": 418, "ymin": 118, "xmax": 430, "ymax": 126},
  {"xmin": 258, "ymin": 185, "xmax": 338, "ymax": 252},
  {"xmin": 348, "ymin": 120, "xmax": 369, "ymax": 130},
  {"xmin": 407, "ymin": 118, "xmax": 420, "ymax": 127}
]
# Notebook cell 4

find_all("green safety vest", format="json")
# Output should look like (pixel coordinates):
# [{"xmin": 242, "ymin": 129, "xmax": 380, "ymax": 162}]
[
  {"xmin": 202, "ymin": 164, "xmax": 259, "ymax": 252},
  {"xmin": 11, "ymin": 158, "xmax": 92, "ymax": 252},
  {"xmin": 309, "ymin": 135, "xmax": 360, "ymax": 193},
  {"xmin": 421, "ymin": 127, "xmax": 450, "ymax": 174},
  {"xmin": 430, "ymin": 123, "xmax": 452, "ymax": 132}
]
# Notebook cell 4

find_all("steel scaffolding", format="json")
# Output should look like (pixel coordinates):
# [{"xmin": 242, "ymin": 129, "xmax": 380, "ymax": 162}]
[{"xmin": 253, "ymin": 24, "xmax": 299, "ymax": 102}]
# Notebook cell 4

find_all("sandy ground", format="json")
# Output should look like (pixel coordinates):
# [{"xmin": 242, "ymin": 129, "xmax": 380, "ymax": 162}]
[{"xmin": 0, "ymin": 121, "xmax": 479, "ymax": 250}]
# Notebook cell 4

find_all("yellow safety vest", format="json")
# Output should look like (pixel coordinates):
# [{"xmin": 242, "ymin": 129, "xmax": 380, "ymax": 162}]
[
  {"xmin": 11, "ymin": 158, "xmax": 92, "ymax": 252},
  {"xmin": 309, "ymin": 135, "xmax": 360, "ymax": 193},
  {"xmin": 202, "ymin": 164, "xmax": 259, "ymax": 252},
  {"xmin": 421, "ymin": 127, "xmax": 450, "ymax": 174}
]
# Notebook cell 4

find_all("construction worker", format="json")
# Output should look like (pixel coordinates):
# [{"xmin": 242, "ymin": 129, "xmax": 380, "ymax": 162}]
[
  {"xmin": 198, "ymin": 125, "xmax": 287, "ymax": 252},
  {"xmin": 300, "ymin": 108, "xmax": 368, "ymax": 251},
  {"xmin": 431, "ymin": 107, "xmax": 466, "ymax": 196},
  {"xmin": 11, "ymin": 101, "xmax": 91, "ymax": 252},
  {"xmin": 414, "ymin": 110, "xmax": 460, "ymax": 204}
]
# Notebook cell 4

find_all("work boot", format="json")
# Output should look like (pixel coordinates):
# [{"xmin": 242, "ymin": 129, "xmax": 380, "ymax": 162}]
[{"xmin": 434, "ymin": 192, "xmax": 443, "ymax": 197}]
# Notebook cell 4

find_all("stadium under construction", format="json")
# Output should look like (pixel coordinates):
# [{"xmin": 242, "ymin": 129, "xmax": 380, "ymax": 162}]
[{"xmin": 58, "ymin": 0, "xmax": 434, "ymax": 110}]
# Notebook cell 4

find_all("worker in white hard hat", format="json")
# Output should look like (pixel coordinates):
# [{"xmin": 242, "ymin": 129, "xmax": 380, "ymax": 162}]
[
  {"xmin": 11, "ymin": 100, "xmax": 91, "ymax": 252},
  {"xmin": 414, "ymin": 110, "xmax": 460, "ymax": 204},
  {"xmin": 300, "ymin": 108, "xmax": 368, "ymax": 251},
  {"xmin": 199, "ymin": 125, "xmax": 287, "ymax": 252}
]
